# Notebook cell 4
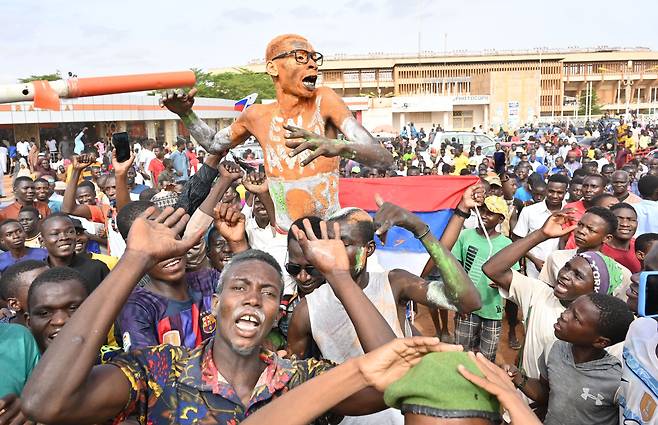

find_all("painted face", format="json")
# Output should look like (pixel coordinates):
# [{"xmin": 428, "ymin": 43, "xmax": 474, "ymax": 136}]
[
  {"xmin": 41, "ymin": 217, "xmax": 76, "ymax": 259},
  {"xmin": 554, "ymin": 256, "xmax": 595, "ymax": 301},
  {"xmin": 553, "ymin": 295, "xmax": 602, "ymax": 345},
  {"xmin": 102, "ymin": 176, "xmax": 117, "ymax": 201},
  {"xmin": 573, "ymin": 212, "xmax": 612, "ymax": 249},
  {"xmin": 331, "ymin": 220, "xmax": 373, "ymax": 279},
  {"xmin": 613, "ymin": 207, "xmax": 637, "ymax": 242},
  {"xmin": 0, "ymin": 222, "xmax": 26, "ymax": 251},
  {"xmin": 287, "ymin": 238, "xmax": 325, "ymax": 296},
  {"xmin": 269, "ymin": 39, "xmax": 320, "ymax": 99},
  {"xmin": 214, "ymin": 260, "xmax": 282, "ymax": 356},
  {"xmin": 75, "ymin": 186, "xmax": 96, "ymax": 206},
  {"xmin": 34, "ymin": 181, "xmax": 51, "ymax": 202},
  {"xmin": 581, "ymin": 177, "xmax": 605, "ymax": 202},
  {"xmin": 208, "ymin": 231, "xmax": 232, "ymax": 272},
  {"xmin": 28, "ymin": 279, "xmax": 88, "ymax": 352},
  {"xmin": 545, "ymin": 182, "xmax": 567, "ymax": 208},
  {"xmin": 18, "ymin": 211, "xmax": 39, "ymax": 236},
  {"xmin": 15, "ymin": 180, "xmax": 35, "ymax": 204}
]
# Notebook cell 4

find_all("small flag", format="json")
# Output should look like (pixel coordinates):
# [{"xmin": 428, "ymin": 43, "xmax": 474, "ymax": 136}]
[{"xmin": 234, "ymin": 93, "xmax": 258, "ymax": 112}]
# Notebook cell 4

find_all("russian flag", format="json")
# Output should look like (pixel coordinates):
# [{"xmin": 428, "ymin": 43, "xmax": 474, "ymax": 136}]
[
  {"xmin": 234, "ymin": 93, "xmax": 258, "ymax": 112},
  {"xmin": 339, "ymin": 175, "xmax": 479, "ymax": 274}
]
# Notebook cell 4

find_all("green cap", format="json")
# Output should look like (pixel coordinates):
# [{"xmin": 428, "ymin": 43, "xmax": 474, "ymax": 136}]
[{"xmin": 384, "ymin": 352, "xmax": 501, "ymax": 421}]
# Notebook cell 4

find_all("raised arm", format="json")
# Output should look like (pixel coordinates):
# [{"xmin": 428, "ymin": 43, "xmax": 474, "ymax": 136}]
[
  {"xmin": 61, "ymin": 153, "xmax": 94, "ymax": 219},
  {"xmin": 482, "ymin": 209, "xmax": 577, "ymax": 292},
  {"xmin": 113, "ymin": 150, "xmax": 136, "ymax": 212},
  {"xmin": 160, "ymin": 88, "xmax": 251, "ymax": 154},
  {"xmin": 293, "ymin": 220, "xmax": 397, "ymax": 352},
  {"xmin": 242, "ymin": 171, "xmax": 276, "ymax": 228},
  {"xmin": 374, "ymin": 196, "xmax": 481, "ymax": 313},
  {"xmin": 21, "ymin": 208, "xmax": 203, "ymax": 424}
]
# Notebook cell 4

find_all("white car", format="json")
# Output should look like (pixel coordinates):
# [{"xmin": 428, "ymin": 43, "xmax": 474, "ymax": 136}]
[{"xmin": 431, "ymin": 132, "xmax": 497, "ymax": 155}]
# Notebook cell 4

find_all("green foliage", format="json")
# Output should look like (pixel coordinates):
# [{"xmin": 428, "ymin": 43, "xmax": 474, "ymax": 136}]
[
  {"xmin": 18, "ymin": 72, "xmax": 62, "ymax": 83},
  {"xmin": 193, "ymin": 68, "xmax": 275, "ymax": 101},
  {"xmin": 578, "ymin": 90, "xmax": 602, "ymax": 115}
]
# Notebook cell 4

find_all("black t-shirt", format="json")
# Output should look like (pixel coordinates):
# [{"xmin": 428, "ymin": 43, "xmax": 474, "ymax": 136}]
[{"xmin": 67, "ymin": 254, "xmax": 110, "ymax": 292}]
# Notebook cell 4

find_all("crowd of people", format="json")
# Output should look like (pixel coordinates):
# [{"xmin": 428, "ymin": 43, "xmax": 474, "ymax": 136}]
[{"xmin": 2, "ymin": 33, "xmax": 658, "ymax": 425}]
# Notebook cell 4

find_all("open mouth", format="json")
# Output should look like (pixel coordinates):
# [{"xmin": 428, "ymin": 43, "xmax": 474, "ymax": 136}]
[
  {"xmin": 49, "ymin": 329, "xmax": 61, "ymax": 341},
  {"xmin": 234, "ymin": 310, "xmax": 263, "ymax": 337},
  {"xmin": 302, "ymin": 75, "xmax": 317, "ymax": 90},
  {"xmin": 554, "ymin": 281, "xmax": 569, "ymax": 296},
  {"xmin": 163, "ymin": 258, "xmax": 182, "ymax": 270},
  {"xmin": 58, "ymin": 243, "xmax": 73, "ymax": 251}
]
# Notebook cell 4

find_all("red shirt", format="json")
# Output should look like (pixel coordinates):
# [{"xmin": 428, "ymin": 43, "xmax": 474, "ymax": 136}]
[
  {"xmin": 185, "ymin": 150, "xmax": 199, "ymax": 173},
  {"xmin": 602, "ymin": 239, "xmax": 641, "ymax": 273},
  {"xmin": 148, "ymin": 158, "xmax": 166, "ymax": 186}
]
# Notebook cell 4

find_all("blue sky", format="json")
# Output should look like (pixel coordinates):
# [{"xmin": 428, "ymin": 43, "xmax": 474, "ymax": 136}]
[{"xmin": 2, "ymin": 0, "xmax": 657, "ymax": 83}]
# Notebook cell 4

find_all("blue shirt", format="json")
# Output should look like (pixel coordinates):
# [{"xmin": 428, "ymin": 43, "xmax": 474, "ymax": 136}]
[
  {"xmin": 74, "ymin": 130, "xmax": 85, "ymax": 155},
  {"xmin": 0, "ymin": 248, "xmax": 48, "ymax": 272},
  {"xmin": 169, "ymin": 151, "xmax": 189, "ymax": 182},
  {"xmin": 514, "ymin": 186, "xmax": 533, "ymax": 203}
]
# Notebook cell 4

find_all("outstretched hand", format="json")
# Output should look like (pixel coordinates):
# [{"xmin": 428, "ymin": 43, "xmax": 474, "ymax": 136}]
[
  {"xmin": 374, "ymin": 194, "xmax": 426, "ymax": 243},
  {"xmin": 112, "ymin": 150, "xmax": 136, "ymax": 176},
  {"xmin": 126, "ymin": 207, "xmax": 202, "ymax": 266},
  {"xmin": 242, "ymin": 171, "xmax": 269, "ymax": 194},
  {"xmin": 284, "ymin": 125, "xmax": 343, "ymax": 166},
  {"xmin": 72, "ymin": 153, "xmax": 95, "ymax": 171},
  {"xmin": 213, "ymin": 202, "xmax": 246, "ymax": 244},
  {"xmin": 357, "ymin": 337, "xmax": 463, "ymax": 392},
  {"xmin": 291, "ymin": 219, "xmax": 350, "ymax": 276},
  {"xmin": 160, "ymin": 88, "xmax": 197, "ymax": 116},
  {"xmin": 541, "ymin": 208, "xmax": 578, "ymax": 239}
]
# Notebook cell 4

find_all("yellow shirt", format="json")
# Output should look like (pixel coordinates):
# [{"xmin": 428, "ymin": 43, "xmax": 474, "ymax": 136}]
[
  {"xmin": 453, "ymin": 154, "xmax": 470, "ymax": 175},
  {"xmin": 91, "ymin": 253, "xmax": 119, "ymax": 270}
]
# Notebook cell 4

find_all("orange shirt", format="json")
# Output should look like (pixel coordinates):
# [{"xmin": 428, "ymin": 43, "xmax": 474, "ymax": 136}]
[{"xmin": 0, "ymin": 201, "xmax": 50, "ymax": 221}]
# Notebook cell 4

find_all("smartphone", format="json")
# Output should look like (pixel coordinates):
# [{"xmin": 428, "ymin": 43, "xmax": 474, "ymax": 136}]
[
  {"xmin": 639, "ymin": 271, "xmax": 658, "ymax": 318},
  {"xmin": 112, "ymin": 132, "xmax": 131, "ymax": 163}
]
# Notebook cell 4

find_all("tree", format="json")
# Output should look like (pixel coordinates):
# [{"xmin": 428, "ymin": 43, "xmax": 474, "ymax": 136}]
[
  {"xmin": 191, "ymin": 68, "xmax": 276, "ymax": 101},
  {"xmin": 578, "ymin": 90, "xmax": 602, "ymax": 116},
  {"xmin": 18, "ymin": 72, "xmax": 62, "ymax": 83}
]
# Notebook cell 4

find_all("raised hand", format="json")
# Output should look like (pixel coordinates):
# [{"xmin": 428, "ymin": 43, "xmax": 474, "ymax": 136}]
[
  {"xmin": 458, "ymin": 182, "xmax": 485, "ymax": 210},
  {"xmin": 213, "ymin": 202, "xmax": 246, "ymax": 244},
  {"xmin": 126, "ymin": 207, "xmax": 202, "ymax": 265},
  {"xmin": 160, "ymin": 88, "xmax": 197, "ymax": 116},
  {"xmin": 291, "ymin": 219, "xmax": 350, "ymax": 276},
  {"xmin": 111, "ymin": 149, "xmax": 135, "ymax": 176},
  {"xmin": 373, "ymin": 194, "xmax": 426, "ymax": 243},
  {"xmin": 242, "ymin": 171, "xmax": 269, "ymax": 194},
  {"xmin": 541, "ymin": 208, "xmax": 578, "ymax": 239},
  {"xmin": 357, "ymin": 337, "xmax": 463, "ymax": 392},
  {"xmin": 284, "ymin": 125, "xmax": 343, "ymax": 166},
  {"xmin": 72, "ymin": 153, "xmax": 94, "ymax": 171},
  {"xmin": 218, "ymin": 161, "xmax": 243, "ymax": 182}
]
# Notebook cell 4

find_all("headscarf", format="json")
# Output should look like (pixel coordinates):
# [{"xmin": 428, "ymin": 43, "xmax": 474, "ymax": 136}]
[{"xmin": 577, "ymin": 251, "xmax": 623, "ymax": 295}]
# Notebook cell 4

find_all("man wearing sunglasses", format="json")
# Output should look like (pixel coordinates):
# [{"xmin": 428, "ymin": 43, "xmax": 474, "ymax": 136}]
[{"xmin": 161, "ymin": 34, "xmax": 394, "ymax": 233}]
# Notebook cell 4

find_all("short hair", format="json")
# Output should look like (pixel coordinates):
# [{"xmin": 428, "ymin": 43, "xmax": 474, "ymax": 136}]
[
  {"xmin": 584, "ymin": 206, "xmax": 618, "ymax": 235},
  {"xmin": 610, "ymin": 202, "xmax": 637, "ymax": 217},
  {"xmin": 13, "ymin": 176, "xmax": 33, "ymax": 188},
  {"xmin": 138, "ymin": 188, "xmax": 159, "ymax": 202},
  {"xmin": 0, "ymin": 260, "xmax": 47, "ymax": 300},
  {"xmin": 0, "ymin": 219, "xmax": 20, "ymax": 233},
  {"xmin": 19, "ymin": 206, "xmax": 40, "ymax": 217},
  {"xmin": 77, "ymin": 180, "xmax": 95, "ymax": 191},
  {"xmin": 547, "ymin": 173, "xmax": 570, "ymax": 186},
  {"xmin": 590, "ymin": 193, "xmax": 618, "ymax": 207},
  {"xmin": 586, "ymin": 293, "xmax": 634, "ymax": 345},
  {"xmin": 265, "ymin": 34, "xmax": 309, "ymax": 62},
  {"xmin": 601, "ymin": 163, "xmax": 616, "ymax": 172},
  {"xmin": 176, "ymin": 139, "xmax": 186, "ymax": 147},
  {"xmin": 531, "ymin": 180, "xmax": 547, "ymax": 191},
  {"xmin": 116, "ymin": 200, "xmax": 154, "ymax": 239},
  {"xmin": 329, "ymin": 208, "xmax": 376, "ymax": 243},
  {"xmin": 584, "ymin": 173, "xmax": 607, "ymax": 186},
  {"xmin": 635, "ymin": 233, "xmax": 658, "ymax": 253},
  {"xmin": 27, "ymin": 267, "xmax": 89, "ymax": 311},
  {"xmin": 638, "ymin": 174, "xmax": 658, "ymax": 199},
  {"xmin": 41, "ymin": 212, "xmax": 74, "ymax": 230},
  {"xmin": 217, "ymin": 249, "xmax": 283, "ymax": 293},
  {"xmin": 572, "ymin": 168, "xmax": 589, "ymax": 180},
  {"xmin": 287, "ymin": 216, "xmax": 323, "ymax": 244},
  {"xmin": 34, "ymin": 177, "xmax": 49, "ymax": 186}
]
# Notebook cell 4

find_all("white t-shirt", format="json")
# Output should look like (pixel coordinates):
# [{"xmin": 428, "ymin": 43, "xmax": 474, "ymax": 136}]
[
  {"xmin": 513, "ymin": 201, "xmax": 564, "ymax": 278},
  {"xmin": 46, "ymin": 139, "xmax": 57, "ymax": 152},
  {"xmin": 500, "ymin": 270, "xmax": 565, "ymax": 379},
  {"xmin": 17, "ymin": 141, "xmax": 30, "ymax": 157},
  {"xmin": 619, "ymin": 318, "xmax": 658, "ymax": 424}
]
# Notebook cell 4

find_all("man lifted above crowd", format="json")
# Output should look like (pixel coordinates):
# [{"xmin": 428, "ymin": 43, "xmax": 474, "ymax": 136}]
[{"xmin": 162, "ymin": 34, "xmax": 393, "ymax": 231}]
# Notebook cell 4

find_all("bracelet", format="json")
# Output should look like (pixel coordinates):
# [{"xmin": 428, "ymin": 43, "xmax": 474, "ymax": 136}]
[
  {"xmin": 415, "ymin": 224, "xmax": 431, "ymax": 239},
  {"xmin": 515, "ymin": 372, "xmax": 529, "ymax": 390},
  {"xmin": 453, "ymin": 207, "xmax": 471, "ymax": 219}
]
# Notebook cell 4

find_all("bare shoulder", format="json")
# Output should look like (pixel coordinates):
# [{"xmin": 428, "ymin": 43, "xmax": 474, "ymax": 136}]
[
  {"xmin": 240, "ymin": 103, "xmax": 275, "ymax": 122},
  {"xmin": 388, "ymin": 268, "xmax": 422, "ymax": 290}
]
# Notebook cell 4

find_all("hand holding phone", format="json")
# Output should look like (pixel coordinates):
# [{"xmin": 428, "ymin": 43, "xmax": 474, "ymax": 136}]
[{"xmin": 113, "ymin": 132, "xmax": 131, "ymax": 163}]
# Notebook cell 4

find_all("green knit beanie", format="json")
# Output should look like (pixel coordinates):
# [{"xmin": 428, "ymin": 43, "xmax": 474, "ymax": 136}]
[{"xmin": 384, "ymin": 352, "xmax": 501, "ymax": 422}]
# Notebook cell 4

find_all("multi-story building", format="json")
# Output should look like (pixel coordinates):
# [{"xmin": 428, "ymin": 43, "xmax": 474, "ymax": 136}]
[{"xmin": 213, "ymin": 47, "xmax": 658, "ymax": 131}]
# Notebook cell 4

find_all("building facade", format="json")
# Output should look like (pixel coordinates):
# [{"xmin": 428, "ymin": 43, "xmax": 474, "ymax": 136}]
[{"xmin": 214, "ymin": 47, "xmax": 658, "ymax": 132}]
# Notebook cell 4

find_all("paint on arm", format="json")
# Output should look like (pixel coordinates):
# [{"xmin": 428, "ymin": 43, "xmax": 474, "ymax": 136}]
[
  {"xmin": 425, "ymin": 278, "xmax": 458, "ymax": 311},
  {"xmin": 181, "ymin": 111, "xmax": 232, "ymax": 154},
  {"xmin": 336, "ymin": 116, "xmax": 394, "ymax": 168}
]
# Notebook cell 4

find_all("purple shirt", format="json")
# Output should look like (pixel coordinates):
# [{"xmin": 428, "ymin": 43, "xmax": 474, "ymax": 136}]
[{"xmin": 0, "ymin": 248, "xmax": 47, "ymax": 273}]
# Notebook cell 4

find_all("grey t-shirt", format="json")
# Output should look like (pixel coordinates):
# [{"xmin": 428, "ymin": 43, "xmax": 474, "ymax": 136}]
[{"xmin": 543, "ymin": 340, "xmax": 621, "ymax": 425}]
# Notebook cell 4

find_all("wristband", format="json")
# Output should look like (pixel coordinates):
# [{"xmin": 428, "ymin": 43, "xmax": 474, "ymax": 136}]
[
  {"xmin": 415, "ymin": 224, "xmax": 431, "ymax": 239},
  {"xmin": 515, "ymin": 371, "xmax": 529, "ymax": 390},
  {"xmin": 453, "ymin": 208, "xmax": 471, "ymax": 219}
]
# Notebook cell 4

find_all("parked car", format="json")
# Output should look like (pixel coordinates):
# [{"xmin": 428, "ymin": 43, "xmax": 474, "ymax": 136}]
[{"xmin": 431, "ymin": 132, "xmax": 497, "ymax": 156}]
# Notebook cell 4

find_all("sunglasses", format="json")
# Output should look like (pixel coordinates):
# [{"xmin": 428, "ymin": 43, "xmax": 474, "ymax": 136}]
[
  {"xmin": 271, "ymin": 49, "xmax": 323, "ymax": 66},
  {"xmin": 285, "ymin": 262, "xmax": 323, "ymax": 277}
]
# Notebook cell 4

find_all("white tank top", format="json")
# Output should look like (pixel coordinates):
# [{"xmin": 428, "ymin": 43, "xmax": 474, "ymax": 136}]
[{"xmin": 306, "ymin": 271, "xmax": 406, "ymax": 425}]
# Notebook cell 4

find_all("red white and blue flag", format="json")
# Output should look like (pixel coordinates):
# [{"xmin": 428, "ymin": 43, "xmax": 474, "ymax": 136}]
[
  {"xmin": 234, "ymin": 93, "xmax": 258, "ymax": 112},
  {"xmin": 339, "ymin": 175, "xmax": 478, "ymax": 274}
]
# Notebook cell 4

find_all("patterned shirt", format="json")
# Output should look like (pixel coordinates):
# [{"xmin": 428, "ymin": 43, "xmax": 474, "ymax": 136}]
[
  {"xmin": 109, "ymin": 339, "xmax": 339, "ymax": 425},
  {"xmin": 115, "ymin": 268, "xmax": 219, "ymax": 351}
]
